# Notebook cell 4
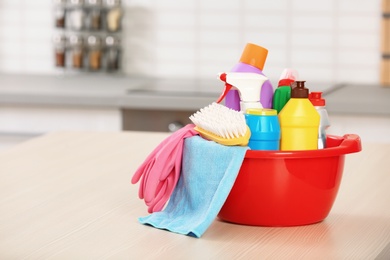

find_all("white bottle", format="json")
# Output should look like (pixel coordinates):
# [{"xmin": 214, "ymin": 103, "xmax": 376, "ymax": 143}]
[{"xmin": 309, "ymin": 92, "xmax": 330, "ymax": 149}]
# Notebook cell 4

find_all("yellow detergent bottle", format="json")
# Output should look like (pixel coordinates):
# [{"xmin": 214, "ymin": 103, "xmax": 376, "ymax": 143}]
[{"xmin": 278, "ymin": 81, "xmax": 320, "ymax": 151}]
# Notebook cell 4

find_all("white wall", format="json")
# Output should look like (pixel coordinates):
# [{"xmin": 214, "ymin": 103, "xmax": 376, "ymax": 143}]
[{"xmin": 0, "ymin": 0, "xmax": 381, "ymax": 84}]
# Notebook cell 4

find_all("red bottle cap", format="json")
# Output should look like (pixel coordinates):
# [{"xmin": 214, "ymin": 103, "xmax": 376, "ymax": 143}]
[{"xmin": 309, "ymin": 92, "xmax": 325, "ymax": 106}]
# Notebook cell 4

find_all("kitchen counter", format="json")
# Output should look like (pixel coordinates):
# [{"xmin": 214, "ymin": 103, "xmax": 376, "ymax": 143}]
[
  {"xmin": 0, "ymin": 131, "xmax": 389, "ymax": 258},
  {"xmin": 1, "ymin": 73, "xmax": 388, "ymax": 135},
  {"xmin": 0, "ymin": 74, "xmax": 223, "ymax": 133},
  {"xmin": 1, "ymin": 74, "xmax": 390, "ymax": 115},
  {"xmin": 0, "ymin": 73, "xmax": 335, "ymax": 111},
  {"xmin": 325, "ymin": 83, "xmax": 390, "ymax": 116},
  {"xmin": 0, "ymin": 73, "xmax": 338, "ymax": 133},
  {"xmin": 0, "ymin": 74, "xmax": 219, "ymax": 111}
]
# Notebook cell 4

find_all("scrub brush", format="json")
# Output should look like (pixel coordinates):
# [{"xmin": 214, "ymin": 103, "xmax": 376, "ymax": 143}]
[{"xmin": 189, "ymin": 102, "xmax": 250, "ymax": 146}]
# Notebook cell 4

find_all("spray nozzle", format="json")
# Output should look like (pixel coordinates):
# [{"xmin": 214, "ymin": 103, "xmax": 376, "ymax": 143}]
[
  {"xmin": 279, "ymin": 68, "xmax": 299, "ymax": 81},
  {"xmin": 216, "ymin": 73, "xmax": 233, "ymax": 103},
  {"xmin": 278, "ymin": 68, "xmax": 299, "ymax": 87},
  {"xmin": 216, "ymin": 72, "xmax": 268, "ymax": 112}
]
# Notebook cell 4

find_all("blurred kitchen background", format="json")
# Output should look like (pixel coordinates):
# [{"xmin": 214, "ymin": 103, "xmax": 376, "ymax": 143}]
[
  {"xmin": 0, "ymin": 0, "xmax": 389, "ymax": 151},
  {"xmin": 0, "ymin": 0, "xmax": 381, "ymax": 80}
]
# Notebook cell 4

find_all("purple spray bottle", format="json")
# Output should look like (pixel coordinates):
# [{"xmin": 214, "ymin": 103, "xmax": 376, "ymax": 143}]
[{"xmin": 226, "ymin": 43, "xmax": 274, "ymax": 110}]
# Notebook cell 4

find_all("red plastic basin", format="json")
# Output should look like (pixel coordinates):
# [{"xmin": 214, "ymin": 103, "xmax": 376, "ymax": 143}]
[{"xmin": 218, "ymin": 134, "xmax": 362, "ymax": 226}]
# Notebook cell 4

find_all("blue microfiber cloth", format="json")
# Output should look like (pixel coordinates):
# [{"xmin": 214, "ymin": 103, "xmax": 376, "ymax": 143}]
[{"xmin": 138, "ymin": 135, "xmax": 248, "ymax": 238}]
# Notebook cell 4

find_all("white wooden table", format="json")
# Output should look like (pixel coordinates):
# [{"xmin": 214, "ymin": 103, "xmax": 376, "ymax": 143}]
[{"xmin": 0, "ymin": 131, "xmax": 389, "ymax": 259}]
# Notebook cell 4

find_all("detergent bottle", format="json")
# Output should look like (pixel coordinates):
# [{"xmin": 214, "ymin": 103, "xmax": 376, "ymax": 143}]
[
  {"xmin": 272, "ymin": 68, "xmax": 299, "ymax": 113},
  {"xmin": 245, "ymin": 108, "xmax": 280, "ymax": 150},
  {"xmin": 278, "ymin": 81, "xmax": 320, "ymax": 151},
  {"xmin": 225, "ymin": 43, "xmax": 274, "ymax": 110},
  {"xmin": 216, "ymin": 72, "xmax": 268, "ymax": 112},
  {"xmin": 309, "ymin": 92, "xmax": 330, "ymax": 149}
]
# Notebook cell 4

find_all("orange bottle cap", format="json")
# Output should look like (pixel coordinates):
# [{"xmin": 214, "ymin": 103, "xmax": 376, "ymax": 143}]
[{"xmin": 239, "ymin": 43, "xmax": 268, "ymax": 71}]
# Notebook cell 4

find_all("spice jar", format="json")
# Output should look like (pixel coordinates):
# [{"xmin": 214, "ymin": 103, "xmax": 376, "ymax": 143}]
[
  {"xmin": 53, "ymin": 0, "xmax": 67, "ymax": 28},
  {"xmin": 68, "ymin": 0, "xmax": 85, "ymax": 31},
  {"xmin": 87, "ymin": 35, "xmax": 102, "ymax": 70},
  {"xmin": 104, "ymin": 0, "xmax": 122, "ymax": 32},
  {"xmin": 105, "ymin": 36, "xmax": 120, "ymax": 71},
  {"xmin": 86, "ymin": 0, "xmax": 102, "ymax": 30},
  {"xmin": 69, "ymin": 35, "xmax": 84, "ymax": 68},
  {"xmin": 53, "ymin": 34, "xmax": 66, "ymax": 67}
]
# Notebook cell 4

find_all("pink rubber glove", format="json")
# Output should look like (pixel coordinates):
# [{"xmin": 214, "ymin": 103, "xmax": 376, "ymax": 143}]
[{"xmin": 131, "ymin": 124, "xmax": 198, "ymax": 213}]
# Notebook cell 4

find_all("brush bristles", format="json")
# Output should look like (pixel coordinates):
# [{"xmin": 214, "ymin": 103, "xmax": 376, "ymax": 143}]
[{"xmin": 189, "ymin": 102, "xmax": 247, "ymax": 139}]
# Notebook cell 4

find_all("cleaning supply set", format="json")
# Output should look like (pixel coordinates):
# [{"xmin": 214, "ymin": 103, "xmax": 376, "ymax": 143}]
[
  {"xmin": 216, "ymin": 74, "xmax": 320, "ymax": 151},
  {"xmin": 131, "ymin": 42, "xmax": 361, "ymax": 238}
]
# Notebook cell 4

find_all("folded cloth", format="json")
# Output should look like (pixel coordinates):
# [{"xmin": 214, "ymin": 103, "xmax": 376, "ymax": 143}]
[
  {"xmin": 131, "ymin": 124, "xmax": 198, "ymax": 213},
  {"xmin": 139, "ymin": 135, "xmax": 248, "ymax": 238}
]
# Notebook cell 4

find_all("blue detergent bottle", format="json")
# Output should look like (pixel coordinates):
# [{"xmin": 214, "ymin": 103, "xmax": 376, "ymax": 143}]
[{"xmin": 245, "ymin": 108, "xmax": 280, "ymax": 150}]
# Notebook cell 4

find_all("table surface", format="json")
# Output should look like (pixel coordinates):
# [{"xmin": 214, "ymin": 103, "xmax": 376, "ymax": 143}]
[{"xmin": 0, "ymin": 131, "xmax": 389, "ymax": 259}]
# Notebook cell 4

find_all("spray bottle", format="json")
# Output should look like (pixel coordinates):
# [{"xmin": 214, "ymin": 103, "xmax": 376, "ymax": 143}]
[
  {"xmin": 278, "ymin": 81, "xmax": 320, "ymax": 151},
  {"xmin": 309, "ymin": 92, "xmax": 330, "ymax": 149},
  {"xmin": 225, "ymin": 43, "xmax": 274, "ymax": 110},
  {"xmin": 216, "ymin": 72, "xmax": 268, "ymax": 112},
  {"xmin": 272, "ymin": 68, "xmax": 299, "ymax": 113}
]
